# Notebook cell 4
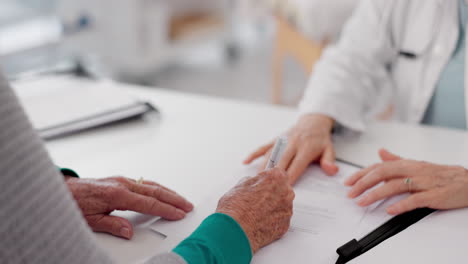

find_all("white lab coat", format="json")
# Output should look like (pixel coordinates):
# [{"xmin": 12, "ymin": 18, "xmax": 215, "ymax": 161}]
[{"xmin": 299, "ymin": 0, "xmax": 464, "ymax": 131}]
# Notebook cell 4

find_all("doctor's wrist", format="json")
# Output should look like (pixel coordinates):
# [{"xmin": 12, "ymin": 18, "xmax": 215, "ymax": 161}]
[{"xmin": 299, "ymin": 113, "xmax": 335, "ymax": 133}]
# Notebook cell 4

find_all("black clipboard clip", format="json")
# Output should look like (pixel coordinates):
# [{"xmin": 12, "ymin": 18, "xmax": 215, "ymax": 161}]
[{"xmin": 335, "ymin": 208, "xmax": 436, "ymax": 264}]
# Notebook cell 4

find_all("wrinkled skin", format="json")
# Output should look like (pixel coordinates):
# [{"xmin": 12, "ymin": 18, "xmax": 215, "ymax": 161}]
[
  {"xmin": 244, "ymin": 113, "xmax": 338, "ymax": 184},
  {"xmin": 216, "ymin": 168, "xmax": 295, "ymax": 253},
  {"xmin": 65, "ymin": 176, "xmax": 193, "ymax": 239},
  {"xmin": 345, "ymin": 149, "xmax": 468, "ymax": 215}
]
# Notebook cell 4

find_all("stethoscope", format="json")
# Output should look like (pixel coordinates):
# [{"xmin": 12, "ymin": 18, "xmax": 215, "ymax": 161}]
[{"xmin": 382, "ymin": 1, "xmax": 445, "ymax": 60}]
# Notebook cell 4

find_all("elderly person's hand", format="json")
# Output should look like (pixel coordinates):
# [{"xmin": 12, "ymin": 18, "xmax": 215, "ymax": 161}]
[
  {"xmin": 216, "ymin": 168, "xmax": 295, "ymax": 253},
  {"xmin": 243, "ymin": 113, "xmax": 339, "ymax": 184},
  {"xmin": 345, "ymin": 149, "xmax": 468, "ymax": 215},
  {"xmin": 65, "ymin": 176, "xmax": 193, "ymax": 239}
]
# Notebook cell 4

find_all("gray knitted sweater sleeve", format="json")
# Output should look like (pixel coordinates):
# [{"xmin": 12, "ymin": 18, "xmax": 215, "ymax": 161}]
[{"xmin": 0, "ymin": 73, "xmax": 186, "ymax": 264}]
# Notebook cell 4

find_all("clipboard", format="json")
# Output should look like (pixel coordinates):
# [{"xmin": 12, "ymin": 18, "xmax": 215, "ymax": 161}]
[
  {"xmin": 14, "ymin": 76, "xmax": 159, "ymax": 140},
  {"xmin": 39, "ymin": 101, "xmax": 158, "ymax": 140},
  {"xmin": 335, "ymin": 207, "xmax": 436, "ymax": 263}
]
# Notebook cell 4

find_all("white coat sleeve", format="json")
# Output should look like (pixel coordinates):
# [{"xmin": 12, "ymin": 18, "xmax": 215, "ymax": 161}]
[{"xmin": 299, "ymin": 0, "xmax": 395, "ymax": 131}]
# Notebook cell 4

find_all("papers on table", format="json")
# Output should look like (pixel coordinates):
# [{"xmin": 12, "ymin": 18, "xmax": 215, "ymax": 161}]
[
  {"xmin": 150, "ymin": 161, "xmax": 402, "ymax": 263},
  {"xmin": 252, "ymin": 162, "xmax": 400, "ymax": 264},
  {"xmin": 13, "ymin": 77, "xmax": 157, "ymax": 140},
  {"xmin": 252, "ymin": 162, "xmax": 363, "ymax": 263}
]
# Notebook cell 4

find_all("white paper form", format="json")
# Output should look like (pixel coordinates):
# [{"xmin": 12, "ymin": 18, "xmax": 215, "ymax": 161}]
[
  {"xmin": 252, "ymin": 162, "xmax": 369, "ymax": 263},
  {"xmin": 151, "ymin": 161, "xmax": 404, "ymax": 263}
]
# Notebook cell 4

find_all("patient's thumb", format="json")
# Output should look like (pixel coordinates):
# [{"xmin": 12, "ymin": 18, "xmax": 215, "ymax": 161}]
[{"xmin": 86, "ymin": 214, "xmax": 134, "ymax": 240}]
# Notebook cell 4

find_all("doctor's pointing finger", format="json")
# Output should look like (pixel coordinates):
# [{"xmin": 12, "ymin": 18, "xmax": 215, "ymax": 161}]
[{"xmin": 244, "ymin": 113, "xmax": 339, "ymax": 185}]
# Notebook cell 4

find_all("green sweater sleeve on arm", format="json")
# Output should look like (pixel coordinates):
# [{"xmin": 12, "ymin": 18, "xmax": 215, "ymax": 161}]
[{"xmin": 173, "ymin": 213, "xmax": 252, "ymax": 264}]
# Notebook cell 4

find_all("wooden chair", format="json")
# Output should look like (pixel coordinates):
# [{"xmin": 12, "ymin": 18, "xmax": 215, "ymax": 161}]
[{"xmin": 271, "ymin": 16, "xmax": 327, "ymax": 105}]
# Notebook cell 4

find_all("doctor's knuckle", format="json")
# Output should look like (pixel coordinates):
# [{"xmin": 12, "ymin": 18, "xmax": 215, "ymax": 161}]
[
  {"xmin": 412, "ymin": 161, "xmax": 428, "ymax": 171},
  {"xmin": 372, "ymin": 166, "xmax": 387, "ymax": 178},
  {"xmin": 412, "ymin": 195, "xmax": 427, "ymax": 207},
  {"xmin": 354, "ymin": 182, "xmax": 366, "ymax": 193},
  {"xmin": 288, "ymin": 136, "xmax": 299, "ymax": 145},
  {"xmin": 366, "ymin": 192, "xmax": 378, "ymax": 201},
  {"xmin": 368, "ymin": 163, "xmax": 380, "ymax": 171},
  {"xmin": 270, "ymin": 168, "xmax": 283, "ymax": 178}
]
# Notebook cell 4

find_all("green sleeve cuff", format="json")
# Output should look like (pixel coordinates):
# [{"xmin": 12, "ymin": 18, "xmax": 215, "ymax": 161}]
[
  {"xmin": 59, "ymin": 168, "xmax": 80, "ymax": 178},
  {"xmin": 173, "ymin": 213, "xmax": 252, "ymax": 264}
]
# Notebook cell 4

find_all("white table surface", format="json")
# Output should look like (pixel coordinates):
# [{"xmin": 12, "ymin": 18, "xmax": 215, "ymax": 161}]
[{"xmin": 12, "ymin": 76, "xmax": 468, "ymax": 263}]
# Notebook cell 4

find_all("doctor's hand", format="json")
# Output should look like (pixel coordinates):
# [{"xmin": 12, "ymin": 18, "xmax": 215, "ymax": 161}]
[
  {"xmin": 345, "ymin": 149, "xmax": 468, "ymax": 215},
  {"xmin": 65, "ymin": 176, "xmax": 193, "ymax": 240},
  {"xmin": 216, "ymin": 168, "xmax": 294, "ymax": 253},
  {"xmin": 244, "ymin": 113, "xmax": 338, "ymax": 184}
]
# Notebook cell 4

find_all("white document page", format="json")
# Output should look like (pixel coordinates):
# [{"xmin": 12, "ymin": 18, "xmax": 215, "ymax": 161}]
[{"xmin": 252, "ymin": 162, "xmax": 369, "ymax": 264}]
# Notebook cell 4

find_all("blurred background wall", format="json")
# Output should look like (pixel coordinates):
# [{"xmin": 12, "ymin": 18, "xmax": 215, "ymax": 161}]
[{"xmin": 0, "ymin": 0, "xmax": 358, "ymax": 106}]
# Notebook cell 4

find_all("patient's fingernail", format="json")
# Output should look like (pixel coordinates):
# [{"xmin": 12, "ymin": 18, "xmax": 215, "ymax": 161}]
[
  {"xmin": 120, "ymin": 227, "xmax": 131, "ymax": 239},
  {"xmin": 176, "ymin": 209, "xmax": 186, "ymax": 218},
  {"xmin": 186, "ymin": 202, "xmax": 194, "ymax": 211}
]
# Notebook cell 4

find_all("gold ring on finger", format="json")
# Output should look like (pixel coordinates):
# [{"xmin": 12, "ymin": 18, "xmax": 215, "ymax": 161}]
[{"xmin": 136, "ymin": 177, "xmax": 144, "ymax": 184}]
